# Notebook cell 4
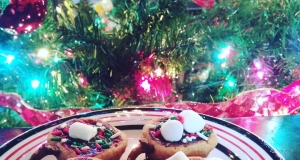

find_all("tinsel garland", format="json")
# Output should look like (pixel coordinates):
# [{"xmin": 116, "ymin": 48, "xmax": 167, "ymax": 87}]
[{"xmin": 1, "ymin": 79, "xmax": 300, "ymax": 126}]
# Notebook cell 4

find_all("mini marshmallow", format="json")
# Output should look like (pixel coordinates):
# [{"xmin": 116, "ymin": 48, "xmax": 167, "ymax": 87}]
[
  {"xmin": 179, "ymin": 110, "xmax": 205, "ymax": 133},
  {"xmin": 69, "ymin": 122, "xmax": 97, "ymax": 141},
  {"xmin": 166, "ymin": 151, "xmax": 189, "ymax": 160},
  {"xmin": 182, "ymin": 138, "xmax": 187, "ymax": 143},
  {"xmin": 161, "ymin": 120, "xmax": 183, "ymax": 142}
]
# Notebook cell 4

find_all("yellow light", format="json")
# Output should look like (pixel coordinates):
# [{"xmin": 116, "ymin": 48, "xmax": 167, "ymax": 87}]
[
  {"xmin": 51, "ymin": 71, "xmax": 57, "ymax": 76},
  {"xmin": 37, "ymin": 48, "xmax": 49, "ymax": 59}
]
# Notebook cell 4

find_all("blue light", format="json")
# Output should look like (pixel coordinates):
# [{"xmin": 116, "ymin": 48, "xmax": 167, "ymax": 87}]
[
  {"xmin": 31, "ymin": 79, "xmax": 40, "ymax": 89},
  {"xmin": 5, "ymin": 55, "xmax": 15, "ymax": 64}
]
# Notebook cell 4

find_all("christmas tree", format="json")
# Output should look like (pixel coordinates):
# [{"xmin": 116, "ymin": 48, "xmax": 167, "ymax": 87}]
[{"xmin": 0, "ymin": 0, "xmax": 299, "ymax": 127}]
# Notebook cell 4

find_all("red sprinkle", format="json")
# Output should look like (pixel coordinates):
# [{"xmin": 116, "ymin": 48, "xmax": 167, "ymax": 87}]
[
  {"xmin": 75, "ymin": 148, "xmax": 81, "ymax": 154},
  {"xmin": 98, "ymin": 129, "xmax": 105, "ymax": 135},
  {"xmin": 154, "ymin": 130, "xmax": 161, "ymax": 137},
  {"xmin": 177, "ymin": 115, "xmax": 184, "ymax": 124},
  {"xmin": 98, "ymin": 134, "xmax": 105, "ymax": 139},
  {"xmin": 63, "ymin": 127, "xmax": 69, "ymax": 133},
  {"xmin": 190, "ymin": 133, "xmax": 198, "ymax": 137},
  {"xmin": 81, "ymin": 148, "xmax": 87, "ymax": 154},
  {"xmin": 51, "ymin": 131, "xmax": 62, "ymax": 136},
  {"xmin": 95, "ymin": 143, "xmax": 102, "ymax": 149},
  {"xmin": 185, "ymin": 133, "xmax": 190, "ymax": 137}
]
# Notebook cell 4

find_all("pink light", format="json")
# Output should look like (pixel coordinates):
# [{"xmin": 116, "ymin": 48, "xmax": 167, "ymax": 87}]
[
  {"xmin": 257, "ymin": 71, "xmax": 264, "ymax": 79},
  {"xmin": 141, "ymin": 80, "xmax": 150, "ymax": 92},
  {"xmin": 254, "ymin": 61, "xmax": 262, "ymax": 69}
]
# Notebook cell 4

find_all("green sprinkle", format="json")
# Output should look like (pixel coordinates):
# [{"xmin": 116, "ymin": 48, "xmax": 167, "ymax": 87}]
[
  {"xmin": 170, "ymin": 116, "xmax": 177, "ymax": 120},
  {"xmin": 156, "ymin": 125, "xmax": 161, "ymax": 130},
  {"xmin": 73, "ymin": 142, "xmax": 77, "ymax": 145},
  {"xmin": 101, "ymin": 143, "xmax": 110, "ymax": 149},
  {"xmin": 96, "ymin": 136, "xmax": 101, "ymax": 140},
  {"xmin": 105, "ymin": 132, "xmax": 112, "ymax": 137},
  {"xmin": 204, "ymin": 131, "xmax": 212, "ymax": 136},
  {"xmin": 50, "ymin": 137, "xmax": 62, "ymax": 141},
  {"xmin": 105, "ymin": 129, "xmax": 113, "ymax": 135},
  {"xmin": 97, "ymin": 128, "xmax": 101, "ymax": 131},
  {"xmin": 162, "ymin": 120, "xmax": 167, "ymax": 122},
  {"xmin": 89, "ymin": 142, "xmax": 95, "ymax": 144}
]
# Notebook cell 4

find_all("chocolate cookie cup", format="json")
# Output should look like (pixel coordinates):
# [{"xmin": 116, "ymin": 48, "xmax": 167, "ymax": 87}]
[
  {"xmin": 30, "ymin": 118, "xmax": 128, "ymax": 160},
  {"xmin": 127, "ymin": 110, "xmax": 218, "ymax": 160}
]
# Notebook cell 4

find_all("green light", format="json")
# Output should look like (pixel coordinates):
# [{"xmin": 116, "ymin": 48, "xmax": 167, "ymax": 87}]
[
  {"xmin": 31, "ymin": 79, "xmax": 40, "ymax": 89},
  {"xmin": 224, "ymin": 76, "xmax": 236, "ymax": 90}
]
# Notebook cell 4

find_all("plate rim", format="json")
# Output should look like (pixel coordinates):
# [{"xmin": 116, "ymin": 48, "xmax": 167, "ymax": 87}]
[{"xmin": 0, "ymin": 107, "xmax": 284, "ymax": 159}]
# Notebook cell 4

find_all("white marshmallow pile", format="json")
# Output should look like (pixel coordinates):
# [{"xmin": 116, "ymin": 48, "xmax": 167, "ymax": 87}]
[
  {"xmin": 161, "ymin": 120, "xmax": 183, "ymax": 142},
  {"xmin": 69, "ymin": 122, "xmax": 97, "ymax": 141},
  {"xmin": 179, "ymin": 110, "xmax": 205, "ymax": 133}
]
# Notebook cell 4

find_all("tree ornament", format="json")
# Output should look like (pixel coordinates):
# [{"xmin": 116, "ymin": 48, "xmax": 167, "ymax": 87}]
[
  {"xmin": 0, "ymin": 0, "xmax": 47, "ymax": 34},
  {"xmin": 193, "ymin": 0, "xmax": 215, "ymax": 10}
]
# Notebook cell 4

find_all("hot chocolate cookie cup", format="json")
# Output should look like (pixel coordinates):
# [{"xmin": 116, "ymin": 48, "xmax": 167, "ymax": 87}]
[
  {"xmin": 127, "ymin": 117, "xmax": 218, "ymax": 160},
  {"xmin": 30, "ymin": 118, "xmax": 128, "ymax": 160}
]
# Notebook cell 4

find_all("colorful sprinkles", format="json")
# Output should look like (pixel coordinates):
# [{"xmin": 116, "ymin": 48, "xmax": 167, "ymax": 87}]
[{"xmin": 50, "ymin": 119, "xmax": 121, "ymax": 155}]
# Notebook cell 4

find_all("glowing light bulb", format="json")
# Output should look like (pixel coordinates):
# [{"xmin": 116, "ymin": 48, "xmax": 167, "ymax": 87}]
[
  {"xmin": 5, "ymin": 55, "xmax": 14, "ymax": 64},
  {"xmin": 220, "ymin": 62, "xmax": 227, "ymax": 68},
  {"xmin": 257, "ymin": 71, "xmax": 264, "ymax": 79},
  {"xmin": 227, "ymin": 80, "xmax": 235, "ymax": 87},
  {"xmin": 218, "ymin": 47, "xmax": 231, "ymax": 59},
  {"xmin": 51, "ymin": 71, "xmax": 57, "ymax": 76},
  {"xmin": 56, "ymin": 6, "xmax": 62, "ymax": 13},
  {"xmin": 31, "ymin": 79, "xmax": 40, "ymax": 89},
  {"xmin": 154, "ymin": 68, "xmax": 163, "ymax": 77},
  {"xmin": 141, "ymin": 79, "xmax": 150, "ymax": 92},
  {"xmin": 37, "ymin": 48, "xmax": 49, "ymax": 59},
  {"xmin": 254, "ymin": 61, "xmax": 262, "ymax": 69}
]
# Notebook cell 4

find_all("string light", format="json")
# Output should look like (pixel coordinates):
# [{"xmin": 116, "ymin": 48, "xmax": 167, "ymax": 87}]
[
  {"xmin": 37, "ymin": 48, "xmax": 49, "ymax": 59},
  {"xmin": 5, "ymin": 55, "xmax": 14, "ymax": 64},
  {"xmin": 218, "ymin": 47, "xmax": 231, "ymax": 59},
  {"xmin": 141, "ymin": 79, "xmax": 150, "ymax": 92},
  {"xmin": 31, "ymin": 79, "xmax": 40, "ymax": 89},
  {"xmin": 154, "ymin": 68, "xmax": 163, "ymax": 77}
]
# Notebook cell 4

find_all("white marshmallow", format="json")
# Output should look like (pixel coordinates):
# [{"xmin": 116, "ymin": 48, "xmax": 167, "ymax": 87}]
[
  {"xmin": 166, "ymin": 151, "xmax": 189, "ymax": 160},
  {"xmin": 69, "ymin": 122, "xmax": 97, "ymax": 141},
  {"xmin": 160, "ymin": 120, "xmax": 183, "ymax": 142},
  {"xmin": 179, "ymin": 110, "xmax": 205, "ymax": 133}
]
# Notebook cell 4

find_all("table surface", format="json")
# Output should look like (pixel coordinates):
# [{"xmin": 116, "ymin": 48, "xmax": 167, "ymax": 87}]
[{"xmin": 0, "ymin": 115, "xmax": 299, "ymax": 160}]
